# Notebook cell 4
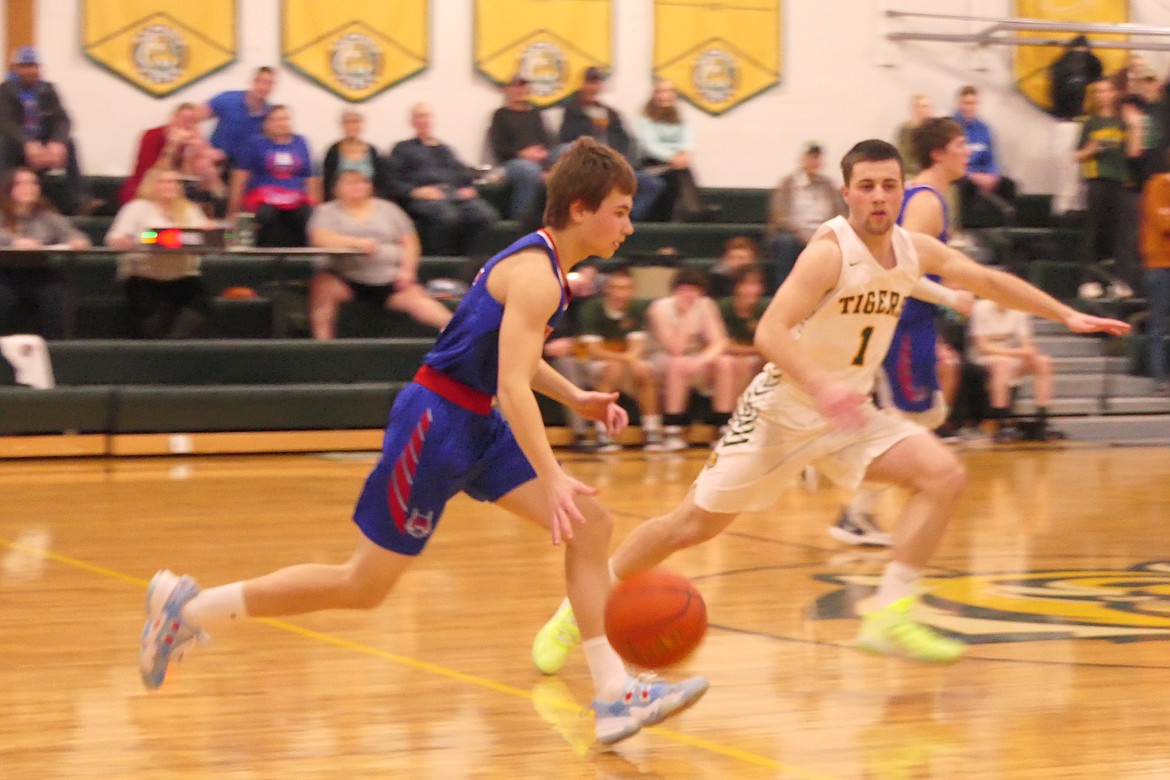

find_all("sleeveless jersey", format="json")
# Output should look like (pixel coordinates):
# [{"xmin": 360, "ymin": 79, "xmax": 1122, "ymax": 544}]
[
  {"xmin": 896, "ymin": 184, "xmax": 948, "ymax": 326},
  {"xmin": 784, "ymin": 216, "xmax": 921, "ymax": 398},
  {"xmin": 883, "ymin": 183, "xmax": 949, "ymax": 412},
  {"xmin": 422, "ymin": 230, "xmax": 569, "ymax": 396}
]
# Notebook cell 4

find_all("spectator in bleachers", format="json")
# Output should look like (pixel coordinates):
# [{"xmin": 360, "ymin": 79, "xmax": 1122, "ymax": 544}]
[
  {"xmin": 306, "ymin": 168, "xmax": 451, "ymax": 340},
  {"xmin": 1050, "ymin": 35, "xmax": 1103, "ymax": 120},
  {"xmin": 894, "ymin": 94, "xmax": 935, "ymax": 176},
  {"xmin": 106, "ymin": 168, "xmax": 211, "ymax": 339},
  {"xmin": 321, "ymin": 110, "xmax": 383, "ymax": 202},
  {"xmin": 559, "ymin": 67, "xmax": 665, "ymax": 221},
  {"xmin": 487, "ymin": 74, "xmax": 554, "ymax": 221},
  {"xmin": 229, "ymin": 105, "xmax": 321, "ymax": 248},
  {"xmin": 1127, "ymin": 72, "xmax": 1165, "ymax": 188},
  {"xmin": 646, "ymin": 267, "xmax": 732, "ymax": 450},
  {"xmin": 386, "ymin": 103, "xmax": 499, "ymax": 256},
  {"xmin": 1111, "ymin": 54, "xmax": 1148, "ymax": 97},
  {"xmin": 968, "ymin": 298, "xmax": 1059, "ymax": 443},
  {"xmin": 717, "ymin": 264, "xmax": 768, "ymax": 408},
  {"xmin": 0, "ymin": 167, "xmax": 89, "ymax": 339},
  {"xmin": 636, "ymin": 78, "xmax": 716, "ymax": 222},
  {"xmin": 198, "ymin": 66, "xmax": 276, "ymax": 172},
  {"xmin": 0, "ymin": 47, "xmax": 85, "ymax": 215},
  {"xmin": 765, "ymin": 142, "xmax": 846, "ymax": 288},
  {"xmin": 707, "ymin": 235, "xmax": 760, "ymax": 298},
  {"xmin": 953, "ymin": 85, "xmax": 1018, "ymax": 228},
  {"xmin": 1139, "ymin": 157, "xmax": 1170, "ymax": 394},
  {"xmin": 578, "ymin": 267, "xmax": 665, "ymax": 451},
  {"xmin": 1075, "ymin": 78, "xmax": 1143, "ymax": 299},
  {"xmin": 118, "ymin": 102, "xmax": 224, "ymax": 208}
]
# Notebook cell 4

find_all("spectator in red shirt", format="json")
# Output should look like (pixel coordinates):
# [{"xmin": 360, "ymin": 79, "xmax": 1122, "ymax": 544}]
[{"xmin": 118, "ymin": 103, "xmax": 224, "ymax": 206}]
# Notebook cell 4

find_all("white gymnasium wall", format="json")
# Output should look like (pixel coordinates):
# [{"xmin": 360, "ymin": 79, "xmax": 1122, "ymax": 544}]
[{"xmin": 32, "ymin": 0, "xmax": 1170, "ymax": 192}]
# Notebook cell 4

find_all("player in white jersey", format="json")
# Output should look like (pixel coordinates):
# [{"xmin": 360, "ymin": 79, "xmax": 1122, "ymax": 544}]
[{"xmin": 532, "ymin": 140, "xmax": 1129, "ymax": 668}]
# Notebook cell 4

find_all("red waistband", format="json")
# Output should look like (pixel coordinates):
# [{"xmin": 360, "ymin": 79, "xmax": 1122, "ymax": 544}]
[{"xmin": 413, "ymin": 364, "xmax": 493, "ymax": 415}]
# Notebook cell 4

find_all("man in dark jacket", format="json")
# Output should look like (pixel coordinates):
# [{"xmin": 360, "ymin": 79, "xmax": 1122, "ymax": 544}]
[
  {"xmin": 0, "ymin": 47, "xmax": 84, "ymax": 214},
  {"xmin": 486, "ymin": 74, "xmax": 554, "ymax": 221},
  {"xmin": 559, "ymin": 67, "xmax": 665, "ymax": 221},
  {"xmin": 1050, "ymin": 35, "xmax": 1103, "ymax": 120},
  {"xmin": 387, "ymin": 103, "xmax": 499, "ymax": 256}
]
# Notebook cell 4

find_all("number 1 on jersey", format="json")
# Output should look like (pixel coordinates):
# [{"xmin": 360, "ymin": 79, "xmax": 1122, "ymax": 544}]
[{"xmin": 851, "ymin": 326, "xmax": 874, "ymax": 366}]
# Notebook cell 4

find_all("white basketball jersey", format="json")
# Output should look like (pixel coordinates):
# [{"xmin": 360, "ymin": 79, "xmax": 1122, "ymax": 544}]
[{"xmin": 784, "ymin": 215, "xmax": 922, "ymax": 397}]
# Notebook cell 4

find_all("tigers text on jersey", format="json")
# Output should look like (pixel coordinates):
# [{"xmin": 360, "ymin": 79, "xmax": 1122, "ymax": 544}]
[{"xmin": 785, "ymin": 215, "xmax": 922, "ymax": 399}]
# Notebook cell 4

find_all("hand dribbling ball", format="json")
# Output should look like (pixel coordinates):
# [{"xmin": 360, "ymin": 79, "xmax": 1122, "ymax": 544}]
[{"xmin": 604, "ymin": 569, "xmax": 707, "ymax": 669}]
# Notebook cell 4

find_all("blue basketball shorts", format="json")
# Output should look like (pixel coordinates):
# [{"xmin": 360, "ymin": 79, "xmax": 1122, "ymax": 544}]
[
  {"xmin": 352, "ymin": 382, "xmax": 537, "ymax": 556},
  {"xmin": 882, "ymin": 318, "xmax": 939, "ymax": 414}
]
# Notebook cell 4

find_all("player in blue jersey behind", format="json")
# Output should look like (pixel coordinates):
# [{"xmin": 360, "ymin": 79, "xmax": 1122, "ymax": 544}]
[
  {"xmin": 830, "ymin": 117, "xmax": 975, "ymax": 546},
  {"xmin": 139, "ymin": 137, "xmax": 708, "ymax": 745}
]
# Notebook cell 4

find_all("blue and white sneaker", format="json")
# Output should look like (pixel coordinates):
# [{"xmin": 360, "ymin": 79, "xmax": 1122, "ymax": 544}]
[
  {"xmin": 592, "ymin": 673, "xmax": 709, "ymax": 744},
  {"xmin": 139, "ymin": 570, "xmax": 206, "ymax": 689}
]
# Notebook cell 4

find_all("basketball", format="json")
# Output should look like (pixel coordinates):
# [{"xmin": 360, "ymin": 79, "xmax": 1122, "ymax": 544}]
[{"xmin": 604, "ymin": 569, "xmax": 707, "ymax": 669}]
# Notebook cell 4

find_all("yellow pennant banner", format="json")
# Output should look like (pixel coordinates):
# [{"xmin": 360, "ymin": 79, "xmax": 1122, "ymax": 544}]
[
  {"xmin": 282, "ymin": 0, "xmax": 428, "ymax": 103},
  {"xmin": 654, "ymin": 0, "xmax": 781, "ymax": 116},
  {"xmin": 1015, "ymin": 0, "xmax": 1129, "ymax": 112},
  {"xmin": 474, "ymin": 0, "xmax": 612, "ymax": 107},
  {"xmin": 82, "ymin": 0, "xmax": 236, "ymax": 98}
]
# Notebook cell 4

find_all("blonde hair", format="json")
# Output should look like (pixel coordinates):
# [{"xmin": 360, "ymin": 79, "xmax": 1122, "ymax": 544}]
[{"xmin": 135, "ymin": 167, "xmax": 198, "ymax": 225}]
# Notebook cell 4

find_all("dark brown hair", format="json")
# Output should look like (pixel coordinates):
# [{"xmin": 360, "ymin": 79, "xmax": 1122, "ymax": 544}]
[
  {"xmin": 722, "ymin": 236, "xmax": 759, "ymax": 259},
  {"xmin": 542, "ymin": 137, "xmax": 637, "ymax": 229},
  {"xmin": 911, "ymin": 117, "xmax": 964, "ymax": 172},
  {"xmin": 0, "ymin": 167, "xmax": 52, "ymax": 229},
  {"xmin": 840, "ymin": 139, "xmax": 904, "ymax": 186},
  {"xmin": 671, "ymin": 266, "xmax": 708, "ymax": 293}
]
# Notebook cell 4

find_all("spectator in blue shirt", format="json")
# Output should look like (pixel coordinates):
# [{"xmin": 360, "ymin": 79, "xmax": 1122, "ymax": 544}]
[
  {"xmin": 197, "ymin": 67, "xmax": 276, "ymax": 171},
  {"xmin": 953, "ymin": 85, "xmax": 1017, "ymax": 228},
  {"xmin": 0, "ymin": 47, "xmax": 86, "ymax": 215}
]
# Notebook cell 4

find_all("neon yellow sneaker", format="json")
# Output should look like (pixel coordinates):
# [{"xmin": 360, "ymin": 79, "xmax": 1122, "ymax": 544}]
[
  {"xmin": 856, "ymin": 596, "xmax": 965, "ymax": 663},
  {"xmin": 532, "ymin": 600, "xmax": 580, "ymax": 675}
]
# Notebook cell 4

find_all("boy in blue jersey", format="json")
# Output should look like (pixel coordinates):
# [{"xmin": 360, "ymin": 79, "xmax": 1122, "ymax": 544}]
[
  {"xmin": 139, "ymin": 137, "xmax": 707, "ymax": 745},
  {"xmin": 831, "ymin": 117, "xmax": 975, "ymax": 546}
]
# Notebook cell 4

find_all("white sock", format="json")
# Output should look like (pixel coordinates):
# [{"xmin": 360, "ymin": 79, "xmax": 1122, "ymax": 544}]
[
  {"xmin": 642, "ymin": 414, "xmax": 662, "ymax": 433},
  {"xmin": 873, "ymin": 561, "xmax": 922, "ymax": 610},
  {"xmin": 583, "ymin": 636, "xmax": 628, "ymax": 700},
  {"xmin": 181, "ymin": 582, "xmax": 247, "ymax": 630}
]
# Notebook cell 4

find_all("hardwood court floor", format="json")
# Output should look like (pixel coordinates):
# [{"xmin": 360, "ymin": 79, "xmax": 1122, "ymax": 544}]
[{"xmin": 3, "ymin": 444, "xmax": 1170, "ymax": 778}]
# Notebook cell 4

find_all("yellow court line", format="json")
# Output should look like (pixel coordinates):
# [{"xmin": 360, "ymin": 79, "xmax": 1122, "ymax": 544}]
[{"xmin": 0, "ymin": 536, "xmax": 837, "ymax": 780}]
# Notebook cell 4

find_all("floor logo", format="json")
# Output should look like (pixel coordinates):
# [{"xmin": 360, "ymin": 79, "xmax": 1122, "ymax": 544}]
[{"xmin": 813, "ymin": 561, "xmax": 1170, "ymax": 644}]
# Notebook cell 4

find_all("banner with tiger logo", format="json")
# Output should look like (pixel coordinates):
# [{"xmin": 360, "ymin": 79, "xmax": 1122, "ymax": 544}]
[
  {"xmin": 281, "ymin": 0, "xmax": 428, "ymax": 102},
  {"xmin": 473, "ymin": 0, "xmax": 612, "ymax": 107},
  {"xmin": 1015, "ymin": 0, "xmax": 1129, "ymax": 113},
  {"xmin": 653, "ymin": 0, "xmax": 781, "ymax": 116},
  {"xmin": 81, "ymin": 0, "xmax": 236, "ymax": 98}
]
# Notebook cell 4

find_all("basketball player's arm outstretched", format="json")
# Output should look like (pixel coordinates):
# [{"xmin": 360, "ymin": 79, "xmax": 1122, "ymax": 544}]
[
  {"xmin": 754, "ymin": 236, "xmax": 868, "ymax": 429},
  {"xmin": 912, "ymin": 234, "xmax": 1131, "ymax": 336},
  {"xmin": 493, "ymin": 250, "xmax": 600, "ymax": 544}
]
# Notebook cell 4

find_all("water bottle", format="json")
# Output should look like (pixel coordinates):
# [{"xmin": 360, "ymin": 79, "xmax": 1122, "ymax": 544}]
[{"xmin": 234, "ymin": 212, "xmax": 255, "ymax": 248}]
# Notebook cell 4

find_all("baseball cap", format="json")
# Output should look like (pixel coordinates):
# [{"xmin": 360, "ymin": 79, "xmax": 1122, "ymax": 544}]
[
  {"xmin": 802, "ymin": 141, "xmax": 823, "ymax": 155},
  {"xmin": 12, "ymin": 46, "xmax": 38, "ymax": 66},
  {"xmin": 506, "ymin": 73, "xmax": 529, "ymax": 87},
  {"xmin": 584, "ymin": 66, "xmax": 608, "ymax": 82}
]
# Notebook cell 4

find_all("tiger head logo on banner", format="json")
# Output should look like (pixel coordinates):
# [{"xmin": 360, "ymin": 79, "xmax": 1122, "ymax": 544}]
[
  {"xmin": 474, "ymin": 0, "xmax": 612, "ymax": 107},
  {"xmin": 654, "ymin": 0, "xmax": 781, "ymax": 116},
  {"xmin": 82, "ymin": 0, "xmax": 236, "ymax": 97},
  {"xmin": 282, "ymin": 0, "xmax": 428, "ymax": 102},
  {"xmin": 1014, "ymin": 0, "xmax": 1130, "ymax": 114}
]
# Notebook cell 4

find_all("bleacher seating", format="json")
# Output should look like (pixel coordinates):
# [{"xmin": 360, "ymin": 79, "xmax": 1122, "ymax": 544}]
[{"xmin": 11, "ymin": 174, "xmax": 1156, "ymax": 447}]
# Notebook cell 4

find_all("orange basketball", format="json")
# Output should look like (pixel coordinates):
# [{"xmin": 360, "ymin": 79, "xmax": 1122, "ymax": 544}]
[
  {"xmin": 604, "ymin": 569, "xmax": 707, "ymax": 669},
  {"xmin": 221, "ymin": 286, "xmax": 258, "ymax": 299}
]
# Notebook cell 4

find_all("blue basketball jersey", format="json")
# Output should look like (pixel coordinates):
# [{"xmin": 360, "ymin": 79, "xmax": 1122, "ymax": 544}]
[
  {"xmin": 883, "ymin": 183, "xmax": 950, "ymax": 413},
  {"xmin": 422, "ymin": 230, "xmax": 570, "ymax": 396}
]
